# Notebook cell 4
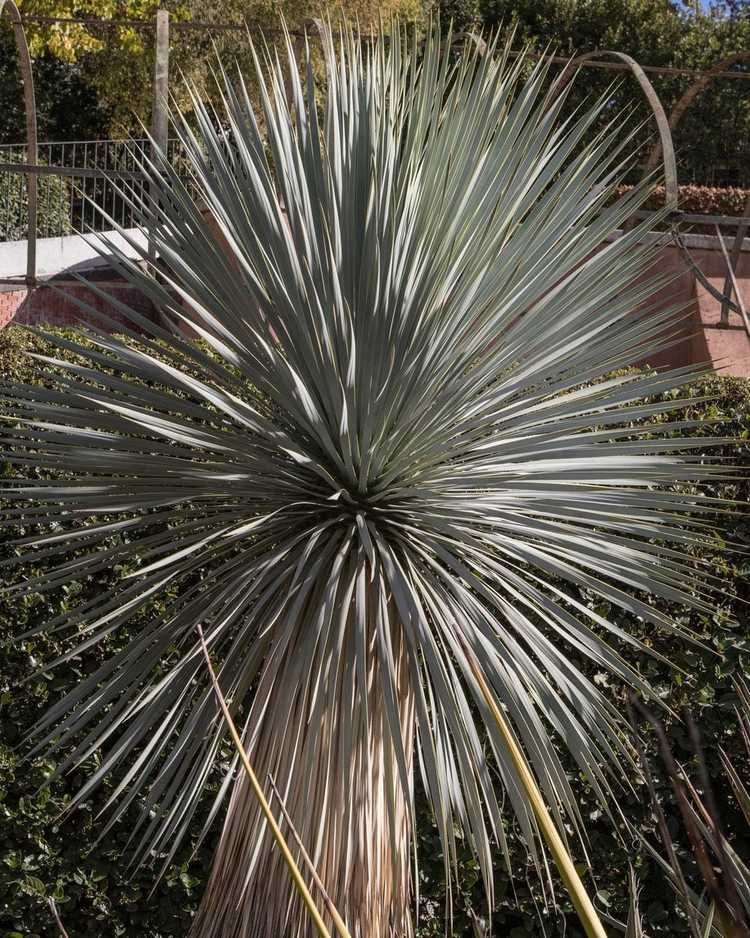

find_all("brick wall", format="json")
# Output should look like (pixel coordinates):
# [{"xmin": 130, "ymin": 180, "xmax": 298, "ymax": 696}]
[
  {"xmin": 0, "ymin": 244, "xmax": 747, "ymax": 376},
  {"xmin": 0, "ymin": 281, "xmax": 158, "ymax": 332}
]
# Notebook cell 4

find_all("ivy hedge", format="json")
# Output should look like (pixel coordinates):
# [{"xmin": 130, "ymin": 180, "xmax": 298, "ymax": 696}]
[
  {"xmin": 0, "ymin": 159, "xmax": 73, "ymax": 243},
  {"xmin": 617, "ymin": 184, "xmax": 750, "ymax": 220},
  {"xmin": 0, "ymin": 325, "xmax": 748, "ymax": 938}
]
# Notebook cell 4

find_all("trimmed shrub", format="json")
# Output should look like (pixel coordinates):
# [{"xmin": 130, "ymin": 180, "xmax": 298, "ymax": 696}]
[
  {"xmin": 615, "ymin": 183, "xmax": 750, "ymax": 234},
  {"xmin": 0, "ymin": 157, "xmax": 73, "ymax": 242}
]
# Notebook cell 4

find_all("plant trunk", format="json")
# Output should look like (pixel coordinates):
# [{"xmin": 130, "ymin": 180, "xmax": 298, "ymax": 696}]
[{"xmin": 191, "ymin": 621, "xmax": 415, "ymax": 938}]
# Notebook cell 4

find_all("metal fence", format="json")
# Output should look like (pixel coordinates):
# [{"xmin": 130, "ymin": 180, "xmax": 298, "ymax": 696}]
[
  {"xmin": 0, "ymin": 138, "xmax": 188, "ymax": 240},
  {"xmin": 0, "ymin": 4, "xmax": 746, "ymax": 340}
]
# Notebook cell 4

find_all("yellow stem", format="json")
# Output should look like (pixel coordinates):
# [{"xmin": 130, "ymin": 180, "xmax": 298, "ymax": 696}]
[
  {"xmin": 197, "ymin": 625, "xmax": 336, "ymax": 938},
  {"xmin": 464, "ymin": 647, "xmax": 608, "ymax": 938}
]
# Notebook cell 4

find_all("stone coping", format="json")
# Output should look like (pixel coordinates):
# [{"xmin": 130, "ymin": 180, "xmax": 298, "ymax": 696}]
[
  {"xmin": 0, "ymin": 225, "xmax": 746, "ymax": 293},
  {"xmin": 0, "ymin": 229, "xmax": 147, "ymax": 290},
  {"xmin": 606, "ymin": 228, "xmax": 750, "ymax": 252}
]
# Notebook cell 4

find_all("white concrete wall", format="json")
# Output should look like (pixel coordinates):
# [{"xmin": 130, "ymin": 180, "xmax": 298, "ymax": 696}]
[
  {"xmin": 0, "ymin": 227, "xmax": 745, "ymax": 283},
  {"xmin": 0, "ymin": 229, "xmax": 148, "ymax": 280},
  {"xmin": 606, "ymin": 229, "xmax": 750, "ymax": 252}
]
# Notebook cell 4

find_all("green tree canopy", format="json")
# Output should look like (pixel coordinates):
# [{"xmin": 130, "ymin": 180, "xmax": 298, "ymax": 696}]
[
  {"xmin": 5, "ymin": 0, "xmax": 749, "ymax": 187},
  {"xmin": 7, "ymin": 1, "xmax": 424, "ymax": 137},
  {"xmin": 473, "ymin": 0, "xmax": 750, "ymax": 185}
]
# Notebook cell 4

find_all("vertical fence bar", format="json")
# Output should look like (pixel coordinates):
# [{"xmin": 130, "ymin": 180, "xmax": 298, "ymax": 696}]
[
  {"xmin": 0, "ymin": 1, "xmax": 39, "ymax": 281},
  {"xmin": 152, "ymin": 10, "xmax": 170, "ymax": 152},
  {"xmin": 16, "ymin": 16, "xmax": 36, "ymax": 280},
  {"xmin": 2, "ymin": 148, "xmax": 9, "ymax": 237},
  {"xmin": 719, "ymin": 191, "xmax": 750, "ymax": 326},
  {"xmin": 149, "ymin": 8, "xmax": 170, "ymax": 264}
]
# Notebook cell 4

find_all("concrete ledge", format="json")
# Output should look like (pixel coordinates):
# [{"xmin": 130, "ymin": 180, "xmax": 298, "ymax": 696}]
[
  {"xmin": 0, "ymin": 226, "xmax": 745, "ymax": 289},
  {"xmin": 0, "ymin": 229, "xmax": 147, "ymax": 286},
  {"xmin": 606, "ymin": 229, "xmax": 750, "ymax": 252}
]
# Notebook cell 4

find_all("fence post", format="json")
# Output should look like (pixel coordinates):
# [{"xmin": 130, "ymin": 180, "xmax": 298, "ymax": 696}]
[
  {"xmin": 0, "ymin": 1, "xmax": 38, "ymax": 283},
  {"xmin": 149, "ymin": 8, "xmax": 169, "ymax": 264},
  {"xmin": 151, "ymin": 9, "xmax": 170, "ymax": 153}
]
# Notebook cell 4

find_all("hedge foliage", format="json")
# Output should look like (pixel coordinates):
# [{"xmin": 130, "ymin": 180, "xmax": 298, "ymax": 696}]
[
  {"xmin": 613, "ymin": 184, "xmax": 750, "ymax": 236},
  {"xmin": 0, "ymin": 158, "xmax": 73, "ymax": 243},
  {"xmin": 616, "ymin": 184, "xmax": 750, "ymax": 219},
  {"xmin": 0, "ymin": 325, "xmax": 748, "ymax": 938}
]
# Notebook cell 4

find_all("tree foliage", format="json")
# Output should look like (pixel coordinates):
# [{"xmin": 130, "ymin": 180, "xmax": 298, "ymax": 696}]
[
  {"xmin": 0, "ymin": 20, "xmax": 110, "ymax": 142},
  {"xmin": 474, "ymin": 0, "xmax": 750, "ymax": 186},
  {"xmin": 4, "ymin": 0, "xmax": 749, "ymax": 190},
  {"xmin": 6, "ymin": 1, "xmax": 423, "ymax": 137}
]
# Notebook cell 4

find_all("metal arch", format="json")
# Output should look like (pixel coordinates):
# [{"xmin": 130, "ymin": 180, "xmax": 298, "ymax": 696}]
[
  {"xmin": 638, "ymin": 50, "xmax": 750, "ymax": 329},
  {"xmin": 552, "ymin": 50, "xmax": 678, "ymax": 210},
  {"xmin": 0, "ymin": 0, "xmax": 37, "ymax": 283},
  {"xmin": 643, "ymin": 50, "xmax": 750, "ymax": 178},
  {"xmin": 451, "ymin": 31, "xmax": 488, "ymax": 57}
]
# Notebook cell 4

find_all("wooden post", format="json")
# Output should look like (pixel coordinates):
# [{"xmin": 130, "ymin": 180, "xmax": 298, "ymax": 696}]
[
  {"xmin": 151, "ymin": 9, "xmax": 170, "ymax": 154},
  {"xmin": 149, "ymin": 8, "xmax": 169, "ymax": 265}
]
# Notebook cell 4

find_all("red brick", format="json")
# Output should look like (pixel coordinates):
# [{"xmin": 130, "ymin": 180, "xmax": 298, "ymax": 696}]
[{"xmin": 0, "ymin": 281, "xmax": 157, "ymax": 333}]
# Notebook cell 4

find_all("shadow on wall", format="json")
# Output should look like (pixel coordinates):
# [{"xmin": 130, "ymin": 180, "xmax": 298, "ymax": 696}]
[{"xmin": 0, "ymin": 230, "xmax": 159, "ymax": 334}]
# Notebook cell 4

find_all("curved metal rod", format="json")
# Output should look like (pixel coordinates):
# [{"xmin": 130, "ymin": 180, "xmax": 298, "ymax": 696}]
[
  {"xmin": 672, "ymin": 230, "xmax": 745, "ymax": 318},
  {"xmin": 643, "ymin": 51, "xmax": 750, "ymax": 178},
  {"xmin": 300, "ymin": 26, "xmax": 750, "ymax": 337},
  {"xmin": 0, "ymin": 0, "xmax": 38, "ymax": 283},
  {"xmin": 719, "ymin": 189, "xmax": 750, "ymax": 327},
  {"xmin": 552, "ymin": 49, "xmax": 678, "ymax": 209},
  {"xmin": 512, "ymin": 46, "xmax": 749, "ymax": 338},
  {"xmin": 452, "ymin": 31, "xmax": 488, "ymax": 56}
]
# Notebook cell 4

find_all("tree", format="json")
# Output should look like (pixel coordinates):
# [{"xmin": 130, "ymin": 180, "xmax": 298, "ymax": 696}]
[
  {"xmin": 0, "ymin": 19, "xmax": 111, "ymax": 142},
  {"xmin": 430, "ymin": 0, "xmax": 480, "ymax": 32},
  {"xmin": 476, "ymin": 0, "xmax": 750, "ymax": 185},
  {"xmin": 11, "ymin": 1, "xmax": 425, "ymax": 137},
  {"xmin": 10, "ymin": 1, "xmax": 749, "ymax": 188},
  {"xmin": 2, "ymin": 22, "xmax": 731, "ymax": 938},
  {"xmin": 9, "ymin": 1, "xmax": 191, "ymax": 136}
]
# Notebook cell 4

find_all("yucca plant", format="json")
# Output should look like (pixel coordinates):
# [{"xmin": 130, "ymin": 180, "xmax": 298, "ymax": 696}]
[{"xmin": 0, "ymin": 21, "xmax": 735, "ymax": 938}]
